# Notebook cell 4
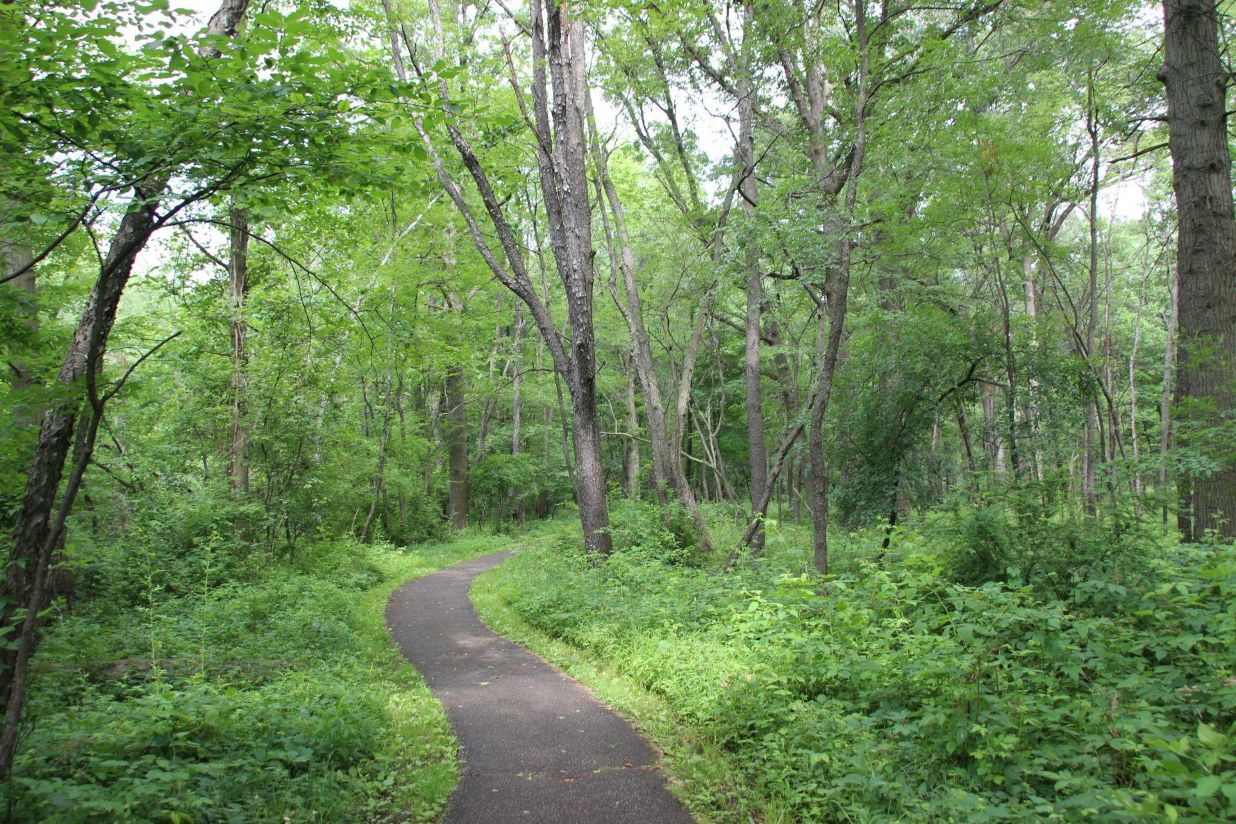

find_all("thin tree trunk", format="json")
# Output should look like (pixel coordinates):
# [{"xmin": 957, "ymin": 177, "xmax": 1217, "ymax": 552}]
[
  {"xmin": 738, "ymin": 69, "xmax": 767, "ymax": 552},
  {"xmin": 1160, "ymin": 265, "xmax": 1179, "ymax": 521},
  {"xmin": 1083, "ymin": 73, "xmax": 1101, "ymax": 516},
  {"xmin": 1023, "ymin": 253, "xmax": 1045, "ymax": 481},
  {"xmin": 387, "ymin": 0, "xmax": 611, "ymax": 552},
  {"xmin": 445, "ymin": 365, "xmax": 468, "ymax": 529},
  {"xmin": 362, "ymin": 353, "xmax": 396, "ymax": 542},
  {"xmin": 227, "ymin": 203, "xmax": 250, "ymax": 495},
  {"xmin": 623, "ymin": 355, "xmax": 640, "ymax": 498},
  {"xmin": 809, "ymin": 0, "xmax": 868, "ymax": 576},
  {"xmin": 1130, "ymin": 281, "xmax": 1145, "ymax": 509},
  {"xmin": 509, "ymin": 304, "xmax": 525, "ymax": 522},
  {"xmin": 589, "ymin": 105, "xmax": 711, "ymax": 550}
]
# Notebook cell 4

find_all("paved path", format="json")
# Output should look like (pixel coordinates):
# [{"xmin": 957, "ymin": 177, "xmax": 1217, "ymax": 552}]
[{"xmin": 386, "ymin": 552, "xmax": 694, "ymax": 824}]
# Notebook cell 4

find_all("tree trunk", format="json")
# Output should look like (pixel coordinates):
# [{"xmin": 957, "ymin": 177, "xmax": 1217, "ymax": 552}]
[
  {"xmin": 445, "ymin": 365, "xmax": 468, "ymax": 529},
  {"xmin": 589, "ymin": 108, "xmax": 711, "ymax": 550},
  {"xmin": 1129, "ymin": 282, "xmax": 1145, "ymax": 508},
  {"xmin": 509, "ymin": 303, "xmax": 525, "ymax": 522},
  {"xmin": 1083, "ymin": 79, "xmax": 1101, "ymax": 516},
  {"xmin": 1159, "ymin": 0, "xmax": 1236, "ymax": 540},
  {"xmin": 392, "ymin": 0, "xmax": 609, "ymax": 551},
  {"xmin": 362, "ymin": 356, "xmax": 396, "ymax": 542},
  {"xmin": 808, "ymin": 0, "xmax": 867, "ymax": 575},
  {"xmin": 739, "ymin": 73, "xmax": 767, "ymax": 552},
  {"xmin": 227, "ymin": 203, "xmax": 250, "ymax": 495},
  {"xmin": 1160, "ymin": 265, "xmax": 1179, "ymax": 521},
  {"xmin": 623, "ymin": 355, "xmax": 640, "ymax": 498}
]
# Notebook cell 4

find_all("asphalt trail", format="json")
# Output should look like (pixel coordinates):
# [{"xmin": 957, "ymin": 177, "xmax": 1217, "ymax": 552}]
[{"xmin": 386, "ymin": 551, "xmax": 694, "ymax": 824}]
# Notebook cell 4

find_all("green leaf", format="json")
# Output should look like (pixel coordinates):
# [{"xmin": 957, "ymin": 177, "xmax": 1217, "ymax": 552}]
[
  {"xmin": 1199, "ymin": 723, "xmax": 1225, "ymax": 748},
  {"xmin": 1195, "ymin": 775, "xmax": 1221, "ymax": 797}
]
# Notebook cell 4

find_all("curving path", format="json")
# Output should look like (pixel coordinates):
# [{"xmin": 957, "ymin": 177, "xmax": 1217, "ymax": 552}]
[{"xmin": 386, "ymin": 551, "xmax": 694, "ymax": 824}]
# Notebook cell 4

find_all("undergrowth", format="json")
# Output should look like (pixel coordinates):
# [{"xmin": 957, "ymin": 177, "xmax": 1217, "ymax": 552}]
[
  {"xmin": 9, "ymin": 531, "xmax": 510, "ymax": 822},
  {"xmin": 480, "ymin": 507, "xmax": 1236, "ymax": 822}
]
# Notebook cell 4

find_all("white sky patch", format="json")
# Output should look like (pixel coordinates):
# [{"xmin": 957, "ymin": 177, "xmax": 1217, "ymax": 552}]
[{"xmin": 1101, "ymin": 178, "xmax": 1150, "ymax": 221}]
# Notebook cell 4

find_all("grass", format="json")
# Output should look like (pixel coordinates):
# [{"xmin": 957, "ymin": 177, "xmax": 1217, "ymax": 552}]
[
  {"xmin": 13, "ymin": 531, "xmax": 513, "ymax": 823},
  {"xmin": 470, "ymin": 531, "xmax": 781, "ymax": 824}
]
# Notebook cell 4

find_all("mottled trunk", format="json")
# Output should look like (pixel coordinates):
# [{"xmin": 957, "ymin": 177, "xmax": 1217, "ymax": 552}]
[
  {"xmin": 1159, "ymin": 0, "xmax": 1236, "ymax": 540},
  {"xmin": 1023, "ymin": 254, "xmax": 1045, "ymax": 481},
  {"xmin": 1130, "ymin": 285, "xmax": 1145, "ymax": 507},
  {"xmin": 445, "ymin": 365, "xmax": 468, "ymax": 529},
  {"xmin": 509, "ymin": 304, "xmax": 525, "ymax": 522},
  {"xmin": 590, "ymin": 107, "xmax": 710, "ymax": 549},
  {"xmin": 401, "ymin": 0, "xmax": 610, "ymax": 550},
  {"xmin": 532, "ymin": 1, "xmax": 610, "ymax": 553},
  {"xmin": 361, "ymin": 358, "xmax": 396, "ymax": 542},
  {"xmin": 739, "ymin": 74, "xmax": 767, "ymax": 551},
  {"xmin": 1160, "ymin": 266, "xmax": 1179, "ymax": 521},
  {"xmin": 623, "ymin": 357, "xmax": 640, "ymax": 498},
  {"xmin": 1083, "ymin": 85, "xmax": 1101, "ymax": 516},
  {"xmin": 227, "ymin": 204, "xmax": 250, "ymax": 495}
]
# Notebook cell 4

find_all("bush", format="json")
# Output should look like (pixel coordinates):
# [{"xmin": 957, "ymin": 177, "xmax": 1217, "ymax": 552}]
[
  {"xmin": 605, "ymin": 497, "xmax": 703, "ymax": 566},
  {"xmin": 936, "ymin": 483, "xmax": 1156, "ymax": 604},
  {"xmin": 487, "ymin": 528, "xmax": 1236, "ymax": 822},
  {"xmin": 14, "ymin": 533, "xmax": 513, "ymax": 822}
]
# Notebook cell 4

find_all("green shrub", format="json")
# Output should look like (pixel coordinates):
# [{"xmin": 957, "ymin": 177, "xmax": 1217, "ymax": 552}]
[
  {"xmin": 13, "ymin": 532, "xmax": 514, "ymax": 822},
  {"xmin": 487, "ymin": 529, "xmax": 1236, "ymax": 822},
  {"xmin": 605, "ymin": 497, "xmax": 703, "ymax": 566}
]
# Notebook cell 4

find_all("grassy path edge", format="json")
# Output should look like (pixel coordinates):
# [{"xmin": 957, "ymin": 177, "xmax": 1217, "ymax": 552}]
[
  {"xmin": 470, "ymin": 561, "xmax": 769, "ymax": 824},
  {"xmin": 354, "ymin": 534, "xmax": 518, "ymax": 822}
]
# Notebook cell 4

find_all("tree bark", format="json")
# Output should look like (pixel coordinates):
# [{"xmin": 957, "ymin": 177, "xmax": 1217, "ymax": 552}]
[
  {"xmin": 227, "ymin": 203, "xmax": 250, "ymax": 495},
  {"xmin": 445, "ymin": 365, "xmax": 469, "ymax": 529},
  {"xmin": 622, "ymin": 354, "xmax": 641, "ymax": 498},
  {"xmin": 1160, "ymin": 264, "xmax": 1179, "ymax": 521},
  {"xmin": 589, "ymin": 106, "xmax": 712, "ymax": 550},
  {"xmin": 1159, "ymin": 0, "xmax": 1236, "ymax": 540},
  {"xmin": 737, "ymin": 26, "xmax": 767, "ymax": 552},
  {"xmin": 391, "ymin": 0, "xmax": 611, "ymax": 552},
  {"xmin": 509, "ymin": 303, "xmax": 525, "ymax": 522},
  {"xmin": 1083, "ymin": 78, "xmax": 1101, "ymax": 515}
]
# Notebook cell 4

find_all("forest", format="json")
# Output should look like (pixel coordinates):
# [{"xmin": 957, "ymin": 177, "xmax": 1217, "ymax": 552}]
[{"xmin": 1, "ymin": 0, "xmax": 1235, "ymax": 820}]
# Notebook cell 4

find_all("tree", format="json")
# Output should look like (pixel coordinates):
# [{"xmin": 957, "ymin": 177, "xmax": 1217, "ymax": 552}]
[
  {"xmin": 0, "ymin": 0, "xmax": 252, "ymax": 776},
  {"xmin": 385, "ymin": 0, "xmax": 613, "ymax": 552},
  {"xmin": 1158, "ymin": 0, "xmax": 1236, "ymax": 540}
]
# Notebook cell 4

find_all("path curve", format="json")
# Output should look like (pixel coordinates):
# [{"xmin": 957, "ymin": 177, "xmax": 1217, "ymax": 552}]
[{"xmin": 386, "ymin": 551, "xmax": 694, "ymax": 824}]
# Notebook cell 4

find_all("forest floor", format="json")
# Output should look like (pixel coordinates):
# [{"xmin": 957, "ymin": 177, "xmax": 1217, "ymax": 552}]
[
  {"xmin": 386, "ymin": 551, "xmax": 693, "ymax": 824},
  {"xmin": 12, "ymin": 532, "xmax": 518, "ymax": 822}
]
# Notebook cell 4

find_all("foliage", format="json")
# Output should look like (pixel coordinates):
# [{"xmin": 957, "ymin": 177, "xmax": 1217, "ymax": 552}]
[
  {"xmin": 485, "ymin": 523, "xmax": 1236, "ymax": 823},
  {"xmin": 11, "ymin": 533, "xmax": 511, "ymax": 822}
]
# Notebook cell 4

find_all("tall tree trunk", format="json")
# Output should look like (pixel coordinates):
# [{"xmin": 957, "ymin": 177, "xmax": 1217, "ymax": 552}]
[
  {"xmin": 589, "ymin": 107, "xmax": 712, "ymax": 550},
  {"xmin": 227, "ymin": 203, "xmax": 250, "ymax": 495},
  {"xmin": 1083, "ymin": 78, "xmax": 1101, "ymax": 515},
  {"xmin": 1159, "ymin": 0, "xmax": 1236, "ymax": 540},
  {"xmin": 391, "ymin": 0, "xmax": 610, "ymax": 551},
  {"xmin": 738, "ymin": 71, "xmax": 767, "ymax": 552},
  {"xmin": 362, "ymin": 356, "xmax": 396, "ymax": 542},
  {"xmin": 1129, "ymin": 281, "xmax": 1145, "ymax": 509},
  {"xmin": 808, "ymin": 0, "xmax": 867, "ymax": 575},
  {"xmin": 445, "ymin": 365, "xmax": 468, "ymax": 529},
  {"xmin": 623, "ymin": 354, "xmax": 640, "ymax": 498},
  {"xmin": 509, "ymin": 303, "xmax": 525, "ymax": 522},
  {"xmin": 1023, "ymin": 253, "xmax": 1045, "ymax": 481},
  {"xmin": 1160, "ymin": 265, "xmax": 1179, "ymax": 521}
]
